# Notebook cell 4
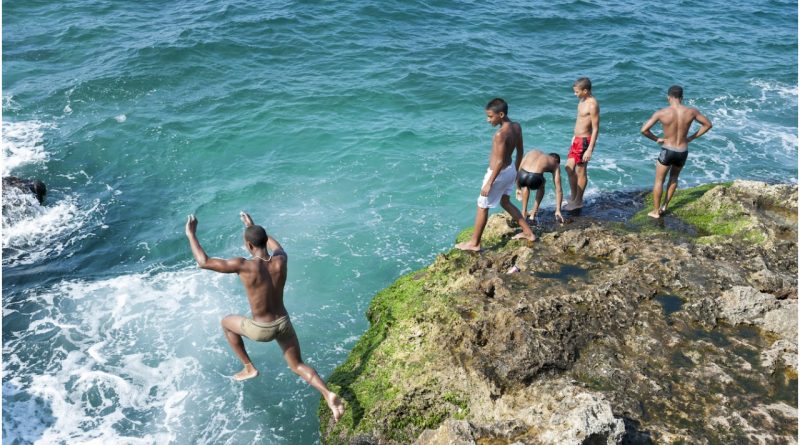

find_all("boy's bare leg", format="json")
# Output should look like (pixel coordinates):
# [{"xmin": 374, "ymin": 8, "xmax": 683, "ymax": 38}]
[
  {"xmin": 221, "ymin": 315, "xmax": 259, "ymax": 381},
  {"xmin": 532, "ymin": 186, "xmax": 545, "ymax": 221},
  {"xmin": 661, "ymin": 165, "xmax": 683, "ymax": 213},
  {"xmin": 565, "ymin": 164, "xmax": 589, "ymax": 210},
  {"xmin": 501, "ymin": 195, "xmax": 536, "ymax": 241},
  {"xmin": 565, "ymin": 159, "xmax": 578, "ymax": 205},
  {"xmin": 648, "ymin": 162, "xmax": 671, "ymax": 218},
  {"xmin": 520, "ymin": 188, "xmax": 530, "ymax": 220},
  {"xmin": 277, "ymin": 333, "xmax": 345, "ymax": 422},
  {"xmin": 456, "ymin": 206, "xmax": 489, "ymax": 251}
]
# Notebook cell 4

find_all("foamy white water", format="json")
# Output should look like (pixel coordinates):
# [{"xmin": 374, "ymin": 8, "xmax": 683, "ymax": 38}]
[
  {"xmin": 1, "ymin": 119, "xmax": 109, "ymax": 265},
  {"xmin": 2, "ymin": 121, "xmax": 50, "ymax": 176},
  {"xmin": 2, "ymin": 269, "xmax": 287, "ymax": 444}
]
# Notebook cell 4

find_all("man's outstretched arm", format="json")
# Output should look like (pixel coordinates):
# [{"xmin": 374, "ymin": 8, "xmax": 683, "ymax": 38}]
[
  {"xmin": 186, "ymin": 215, "xmax": 245, "ymax": 273},
  {"xmin": 240, "ymin": 211, "xmax": 286, "ymax": 259}
]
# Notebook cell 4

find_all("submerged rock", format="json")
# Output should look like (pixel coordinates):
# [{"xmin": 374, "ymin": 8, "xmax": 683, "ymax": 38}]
[
  {"xmin": 320, "ymin": 181, "xmax": 798, "ymax": 444},
  {"xmin": 2, "ymin": 176, "xmax": 49, "ymax": 236},
  {"xmin": 2, "ymin": 176, "xmax": 47, "ymax": 204}
]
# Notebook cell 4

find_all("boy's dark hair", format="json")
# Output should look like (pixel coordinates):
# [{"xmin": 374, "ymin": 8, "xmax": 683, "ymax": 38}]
[
  {"xmin": 245, "ymin": 225, "xmax": 269, "ymax": 248},
  {"xmin": 549, "ymin": 153, "xmax": 561, "ymax": 164},
  {"xmin": 668, "ymin": 85, "xmax": 683, "ymax": 99},
  {"xmin": 574, "ymin": 77, "xmax": 592, "ymax": 91},
  {"xmin": 485, "ymin": 98, "xmax": 508, "ymax": 114}
]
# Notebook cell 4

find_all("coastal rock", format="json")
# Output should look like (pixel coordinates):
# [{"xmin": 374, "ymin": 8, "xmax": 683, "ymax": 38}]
[
  {"xmin": 414, "ymin": 384, "xmax": 625, "ymax": 445},
  {"xmin": 2, "ymin": 176, "xmax": 48, "ymax": 232},
  {"xmin": 2, "ymin": 176, "xmax": 47, "ymax": 204},
  {"xmin": 413, "ymin": 420, "xmax": 475, "ymax": 445},
  {"xmin": 321, "ymin": 182, "xmax": 798, "ymax": 444},
  {"xmin": 717, "ymin": 286, "xmax": 798, "ymax": 370}
]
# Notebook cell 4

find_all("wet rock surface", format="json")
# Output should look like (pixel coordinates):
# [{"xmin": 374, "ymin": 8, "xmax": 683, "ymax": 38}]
[
  {"xmin": 2, "ymin": 176, "xmax": 47, "ymax": 204},
  {"xmin": 320, "ymin": 181, "xmax": 798, "ymax": 444},
  {"xmin": 2, "ymin": 176, "xmax": 48, "ymax": 235}
]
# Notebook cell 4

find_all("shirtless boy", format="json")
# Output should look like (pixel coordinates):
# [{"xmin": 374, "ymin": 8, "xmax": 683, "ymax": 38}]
[
  {"xmin": 185, "ymin": 211, "xmax": 345, "ymax": 422},
  {"xmin": 564, "ymin": 77, "xmax": 600, "ymax": 211},
  {"xmin": 515, "ymin": 150, "xmax": 565, "ymax": 223},
  {"xmin": 640, "ymin": 85, "xmax": 713, "ymax": 218},
  {"xmin": 455, "ymin": 98, "xmax": 535, "ymax": 251}
]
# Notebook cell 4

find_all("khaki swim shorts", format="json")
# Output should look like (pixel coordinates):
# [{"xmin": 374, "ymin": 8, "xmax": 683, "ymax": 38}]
[{"xmin": 240, "ymin": 315, "xmax": 295, "ymax": 342}]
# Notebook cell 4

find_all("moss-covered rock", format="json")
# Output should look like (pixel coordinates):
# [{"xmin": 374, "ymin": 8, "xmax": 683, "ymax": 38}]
[
  {"xmin": 321, "ymin": 181, "xmax": 798, "ymax": 444},
  {"xmin": 631, "ymin": 180, "xmax": 797, "ymax": 246}
]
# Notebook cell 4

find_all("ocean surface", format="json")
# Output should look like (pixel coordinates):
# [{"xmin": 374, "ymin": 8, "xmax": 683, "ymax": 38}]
[{"xmin": 3, "ymin": 0, "xmax": 797, "ymax": 443}]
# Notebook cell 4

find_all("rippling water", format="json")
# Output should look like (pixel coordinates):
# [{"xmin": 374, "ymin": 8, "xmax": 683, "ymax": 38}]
[{"xmin": 3, "ymin": 1, "xmax": 797, "ymax": 443}]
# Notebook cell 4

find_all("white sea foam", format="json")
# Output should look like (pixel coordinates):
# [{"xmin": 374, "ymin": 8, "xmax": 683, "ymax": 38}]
[
  {"xmin": 2, "ymin": 118, "xmax": 113, "ymax": 265},
  {"xmin": 695, "ymin": 81, "xmax": 798, "ymax": 183},
  {"xmin": 3, "ymin": 94, "xmax": 22, "ymax": 112},
  {"xmin": 750, "ymin": 79, "xmax": 799, "ymax": 103},
  {"xmin": 2, "ymin": 269, "xmax": 290, "ymax": 444},
  {"xmin": 1, "ymin": 187, "xmax": 102, "ymax": 265},
  {"xmin": 2, "ymin": 120, "xmax": 51, "ymax": 176}
]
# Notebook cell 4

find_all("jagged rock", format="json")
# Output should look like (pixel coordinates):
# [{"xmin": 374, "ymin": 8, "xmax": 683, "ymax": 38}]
[
  {"xmin": 535, "ymin": 386, "xmax": 625, "ymax": 445},
  {"xmin": 321, "ymin": 182, "xmax": 798, "ymax": 444},
  {"xmin": 2, "ymin": 176, "xmax": 46, "ymax": 204},
  {"xmin": 413, "ymin": 420, "xmax": 475, "ymax": 445},
  {"xmin": 484, "ymin": 214, "xmax": 516, "ymax": 240},
  {"xmin": 718, "ymin": 286, "xmax": 782, "ymax": 324},
  {"xmin": 718, "ymin": 286, "xmax": 798, "ymax": 363}
]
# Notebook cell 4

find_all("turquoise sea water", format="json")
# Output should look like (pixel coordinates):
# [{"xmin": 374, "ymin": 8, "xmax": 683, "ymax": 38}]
[{"xmin": 3, "ymin": 1, "xmax": 797, "ymax": 443}]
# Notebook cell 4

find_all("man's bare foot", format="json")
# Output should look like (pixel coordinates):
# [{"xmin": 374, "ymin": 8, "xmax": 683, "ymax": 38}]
[
  {"xmin": 564, "ymin": 201, "xmax": 583, "ymax": 211},
  {"xmin": 506, "ymin": 265, "xmax": 520, "ymax": 274},
  {"xmin": 326, "ymin": 393, "xmax": 345, "ymax": 423},
  {"xmin": 647, "ymin": 210, "xmax": 661, "ymax": 219},
  {"xmin": 659, "ymin": 205, "xmax": 667, "ymax": 214},
  {"xmin": 512, "ymin": 232, "xmax": 536, "ymax": 242},
  {"xmin": 233, "ymin": 363, "xmax": 259, "ymax": 381},
  {"xmin": 455, "ymin": 241, "xmax": 481, "ymax": 252}
]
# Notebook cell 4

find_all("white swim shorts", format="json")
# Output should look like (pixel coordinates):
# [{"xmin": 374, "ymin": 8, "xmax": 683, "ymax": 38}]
[{"xmin": 477, "ymin": 164, "xmax": 516, "ymax": 209}]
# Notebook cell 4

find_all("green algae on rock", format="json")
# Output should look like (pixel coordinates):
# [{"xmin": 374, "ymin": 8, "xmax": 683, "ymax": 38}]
[
  {"xmin": 320, "ymin": 181, "xmax": 798, "ymax": 444},
  {"xmin": 631, "ymin": 180, "xmax": 797, "ymax": 245}
]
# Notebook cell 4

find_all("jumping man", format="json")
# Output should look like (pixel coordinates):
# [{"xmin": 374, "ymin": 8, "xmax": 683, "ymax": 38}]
[{"xmin": 185, "ymin": 211, "xmax": 345, "ymax": 422}]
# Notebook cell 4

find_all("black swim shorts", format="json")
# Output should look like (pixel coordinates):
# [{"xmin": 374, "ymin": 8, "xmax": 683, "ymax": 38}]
[
  {"xmin": 657, "ymin": 147, "xmax": 689, "ymax": 168},
  {"xmin": 517, "ymin": 168, "xmax": 545, "ymax": 189}
]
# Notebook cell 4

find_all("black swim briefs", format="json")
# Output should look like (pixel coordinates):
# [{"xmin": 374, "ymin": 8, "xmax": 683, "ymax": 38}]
[
  {"xmin": 657, "ymin": 147, "xmax": 689, "ymax": 168},
  {"xmin": 517, "ymin": 168, "xmax": 544, "ymax": 189}
]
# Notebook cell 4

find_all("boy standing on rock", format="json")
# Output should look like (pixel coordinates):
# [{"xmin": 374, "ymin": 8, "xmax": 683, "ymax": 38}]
[
  {"xmin": 185, "ymin": 211, "xmax": 345, "ymax": 422},
  {"xmin": 640, "ymin": 85, "xmax": 713, "ymax": 218},
  {"xmin": 456, "ymin": 98, "xmax": 536, "ymax": 251},
  {"xmin": 564, "ymin": 77, "xmax": 600, "ymax": 211}
]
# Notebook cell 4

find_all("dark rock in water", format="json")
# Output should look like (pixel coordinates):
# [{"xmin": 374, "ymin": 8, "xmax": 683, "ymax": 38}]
[
  {"xmin": 320, "ymin": 181, "xmax": 798, "ymax": 445},
  {"xmin": 3, "ymin": 176, "xmax": 47, "ymax": 204}
]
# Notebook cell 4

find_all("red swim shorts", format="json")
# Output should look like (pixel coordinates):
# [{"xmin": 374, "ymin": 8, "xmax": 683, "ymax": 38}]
[{"xmin": 567, "ymin": 136, "xmax": 590, "ymax": 165}]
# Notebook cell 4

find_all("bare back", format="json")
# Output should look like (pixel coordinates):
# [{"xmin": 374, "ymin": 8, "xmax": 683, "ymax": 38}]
[
  {"xmin": 519, "ymin": 149, "xmax": 559, "ymax": 174},
  {"xmin": 238, "ymin": 256, "xmax": 288, "ymax": 322},
  {"xmin": 656, "ymin": 104, "xmax": 701, "ymax": 150},
  {"xmin": 490, "ymin": 121, "xmax": 522, "ymax": 169}
]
